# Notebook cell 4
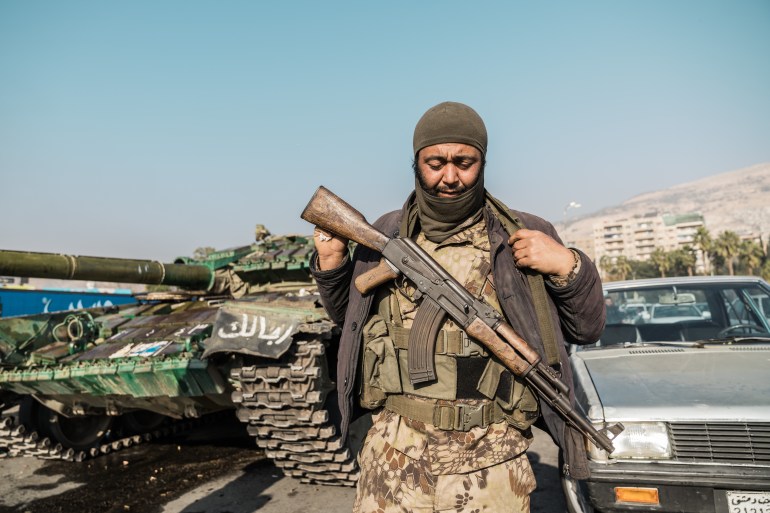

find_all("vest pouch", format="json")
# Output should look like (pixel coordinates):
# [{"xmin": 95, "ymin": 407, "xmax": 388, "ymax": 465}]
[
  {"xmin": 360, "ymin": 314, "xmax": 402, "ymax": 409},
  {"xmin": 503, "ymin": 377, "xmax": 540, "ymax": 430},
  {"xmin": 479, "ymin": 360, "xmax": 540, "ymax": 430},
  {"xmin": 397, "ymin": 351, "xmax": 457, "ymax": 400}
]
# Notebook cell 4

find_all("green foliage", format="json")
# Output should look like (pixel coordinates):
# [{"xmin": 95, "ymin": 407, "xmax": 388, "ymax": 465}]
[
  {"xmin": 599, "ymin": 228, "xmax": 770, "ymax": 281},
  {"xmin": 629, "ymin": 259, "xmax": 659, "ymax": 279},
  {"xmin": 712, "ymin": 231, "xmax": 741, "ymax": 275},
  {"xmin": 649, "ymin": 248, "xmax": 670, "ymax": 278},
  {"xmin": 737, "ymin": 240, "xmax": 764, "ymax": 275},
  {"xmin": 600, "ymin": 255, "xmax": 657, "ymax": 281},
  {"xmin": 762, "ymin": 259, "xmax": 770, "ymax": 282},
  {"xmin": 668, "ymin": 246, "xmax": 697, "ymax": 276}
]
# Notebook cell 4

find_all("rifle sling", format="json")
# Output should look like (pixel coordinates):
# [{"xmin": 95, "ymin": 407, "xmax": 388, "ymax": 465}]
[{"xmin": 485, "ymin": 193, "xmax": 561, "ymax": 367}]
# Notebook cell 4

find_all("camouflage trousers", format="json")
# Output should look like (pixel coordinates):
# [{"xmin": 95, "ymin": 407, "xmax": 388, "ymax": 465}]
[{"xmin": 353, "ymin": 410, "xmax": 536, "ymax": 513}]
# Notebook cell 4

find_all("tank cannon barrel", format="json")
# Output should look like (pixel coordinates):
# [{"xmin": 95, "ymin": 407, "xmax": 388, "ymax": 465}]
[{"xmin": 0, "ymin": 250, "xmax": 215, "ymax": 290}]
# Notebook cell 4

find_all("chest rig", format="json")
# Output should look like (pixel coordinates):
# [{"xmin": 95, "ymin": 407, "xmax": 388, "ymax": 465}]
[{"xmin": 359, "ymin": 218, "xmax": 539, "ymax": 431}]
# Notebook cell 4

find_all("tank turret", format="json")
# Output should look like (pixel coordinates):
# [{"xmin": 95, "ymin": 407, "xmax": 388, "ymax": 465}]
[
  {"xmin": 0, "ymin": 250, "xmax": 215, "ymax": 290},
  {"xmin": 0, "ymin": 232, "xmax": 316, "ymax": 297}
]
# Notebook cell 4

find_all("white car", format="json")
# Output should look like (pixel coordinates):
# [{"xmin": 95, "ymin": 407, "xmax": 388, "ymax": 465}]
[
  {"xmin": 647, "ymin": 303, "xmax": 705, "ymax": 324},
  {"xmin": 563, "ymin": 276, "xmax": 770, "ymax": 513}
]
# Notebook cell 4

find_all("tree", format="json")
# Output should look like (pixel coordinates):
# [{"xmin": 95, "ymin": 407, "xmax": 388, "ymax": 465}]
[
  {"xmin": 738, "ymin": 240, "xmax": 764, "ymax": 276},
  {"xmin": 629, "ymin": 259, "xmax": 658, "ymax": 279},
  {"xmin": 713, "ymin": 231, "xmax": 741, "ymax": 276},
  {"xmin": 762, "ymin": 259, "xmax": 770, "ymax": 282},
  {"xmin": 600, "ymin": 255, "xmax": 632, "ymax": 281},
  {"xmin": 669, "ymin": 246, "xmax": 697, "ymax": 276},
  {"xmin": 599, "ymin": 255, "xmax": 617, "ymax": 281},
  {"xmin": 615, "ymin": 256, "xmax": 632, "ymax": 281},
  {"xmin": 650, "ymin": 248, "xmax": 670, "ymax": 278},
  {"xmin": 692, "ymin": 226, "xmax": 712, "ymax": 275}
]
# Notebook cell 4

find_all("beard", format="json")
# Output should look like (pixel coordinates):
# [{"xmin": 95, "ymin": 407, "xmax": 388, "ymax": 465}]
[{"xmin": 414, "ymin": 169, "xmax": 469, "ymax": 197}]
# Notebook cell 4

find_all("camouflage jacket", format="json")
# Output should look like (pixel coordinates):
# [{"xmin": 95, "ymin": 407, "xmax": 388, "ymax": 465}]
[{"xmin": 311, "ymin": 199, "xmax": 605, "ymax": 479}]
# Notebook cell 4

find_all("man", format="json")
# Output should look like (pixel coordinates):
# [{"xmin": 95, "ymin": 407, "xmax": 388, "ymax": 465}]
[
  {"xmin": 605, "ymin": 295, "xmax": 624, "ymax": 324},
  {"xmin": 311, "ymin": 102, "xmax": 605, "ymax": 512}
]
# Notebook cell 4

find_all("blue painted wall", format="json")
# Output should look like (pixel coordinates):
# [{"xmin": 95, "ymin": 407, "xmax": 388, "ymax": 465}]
[{"xmin": 0, "ymin": 288, "xmax": 136, "ymax": 317}]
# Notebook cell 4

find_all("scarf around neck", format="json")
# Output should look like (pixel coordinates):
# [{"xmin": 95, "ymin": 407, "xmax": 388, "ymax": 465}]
[{"xmin": 401, "ymin": 173, "xmax": 486, "ymax": 242}]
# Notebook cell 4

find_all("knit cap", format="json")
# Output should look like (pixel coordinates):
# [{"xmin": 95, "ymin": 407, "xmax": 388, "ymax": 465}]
[{"xmin": 412, "ymin": 101, "xmax": 487, "ymax": 156}]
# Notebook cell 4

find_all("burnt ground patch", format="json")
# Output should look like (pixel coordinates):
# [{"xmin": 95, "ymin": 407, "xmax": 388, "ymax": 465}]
[{"xmin": 1, "ymin": 413, "xmax": 267, "ymax": 513}]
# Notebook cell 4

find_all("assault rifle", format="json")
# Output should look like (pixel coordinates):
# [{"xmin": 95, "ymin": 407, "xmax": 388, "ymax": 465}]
[{"xmin": 301, "ymin": 186, "xmax": 621, "ymax": 452}]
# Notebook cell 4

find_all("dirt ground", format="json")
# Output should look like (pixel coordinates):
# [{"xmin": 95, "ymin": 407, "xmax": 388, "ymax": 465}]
[{"xmin": 0, "ymin": 416, "xmax": 567, "ymax": 513}]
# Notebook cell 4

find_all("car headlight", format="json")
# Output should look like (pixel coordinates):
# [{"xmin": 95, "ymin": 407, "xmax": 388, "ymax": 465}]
[{"xmin": 610, "ymin": 422, "xmax": 671, "ymax": 459}]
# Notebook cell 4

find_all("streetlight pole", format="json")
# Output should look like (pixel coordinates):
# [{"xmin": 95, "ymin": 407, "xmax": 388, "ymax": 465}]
[{"xmin": 563, "ymin": 201, "xmax": 582, "ymax": 224}]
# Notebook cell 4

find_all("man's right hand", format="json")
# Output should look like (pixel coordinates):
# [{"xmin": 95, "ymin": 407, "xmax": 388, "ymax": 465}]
[{"xmin": 314, "ymin": 227, "xmax": 349, "ymax": 270}]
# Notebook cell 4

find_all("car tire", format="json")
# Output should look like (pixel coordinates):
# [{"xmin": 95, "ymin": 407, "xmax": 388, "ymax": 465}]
[{"xmin": 562, "ymin": 474, "xmax": 595, "ymax": 513}]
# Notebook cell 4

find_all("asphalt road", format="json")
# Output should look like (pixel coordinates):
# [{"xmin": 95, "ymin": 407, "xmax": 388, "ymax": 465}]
[{"xmin": 0, "ymin": 420, "xmax": 567, "ymax": 513}]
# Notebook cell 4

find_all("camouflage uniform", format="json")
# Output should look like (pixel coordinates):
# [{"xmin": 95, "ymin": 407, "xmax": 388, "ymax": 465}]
[
  {"xmin": 354, "ymin": 409, "xmax": 536, "ymax": 513},
  {"xmin": 355, "ymin": 218, "xmax": 538, "ymax": 513}
]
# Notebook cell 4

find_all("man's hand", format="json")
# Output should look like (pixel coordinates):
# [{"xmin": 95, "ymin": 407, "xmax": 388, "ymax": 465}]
[
  {"xmin": 314, "ymin": 227, "xmax": 349, "ymax": 271},
  {"xmin": 508, "ymin": 229, "xmax": 574, "ymax": 276}
]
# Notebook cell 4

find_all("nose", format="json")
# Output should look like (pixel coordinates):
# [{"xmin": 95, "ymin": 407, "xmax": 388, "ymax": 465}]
[{"xmin": 442, "ymin": 164, "xmax": 460, "ymax": 186}]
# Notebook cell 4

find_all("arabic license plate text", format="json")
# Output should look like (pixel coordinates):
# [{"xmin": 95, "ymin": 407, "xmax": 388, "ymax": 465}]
[{"xmin": 726, "ymin": 491, "xmax": 770, "ymax": 513}]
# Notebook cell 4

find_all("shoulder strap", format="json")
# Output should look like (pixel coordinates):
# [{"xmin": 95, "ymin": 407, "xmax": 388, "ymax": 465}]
[{"xmin": 485, "ymin": 193, "xmax": 561, "ymax": 367}]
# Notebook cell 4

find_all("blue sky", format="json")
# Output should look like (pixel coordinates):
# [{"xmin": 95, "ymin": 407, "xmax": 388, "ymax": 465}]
[{"xmin": 2, "ymin": 1, "xmax": 768, "ymax": 261}]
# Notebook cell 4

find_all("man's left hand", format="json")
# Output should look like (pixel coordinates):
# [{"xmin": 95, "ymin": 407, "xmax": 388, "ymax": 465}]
[{"xmin": 508, "ymin": 229, "xmax": 574, "ymax": 276}]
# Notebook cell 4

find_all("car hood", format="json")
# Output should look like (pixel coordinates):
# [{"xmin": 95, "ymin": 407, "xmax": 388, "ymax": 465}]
[{"xmin": 572, "ymin": 344, "xmax": 770, "ymax": 422}]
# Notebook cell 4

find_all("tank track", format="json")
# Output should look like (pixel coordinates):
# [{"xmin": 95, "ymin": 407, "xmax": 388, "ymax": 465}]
[
  {"xmin": 0, "ymin": 411, "xmax": 207, "ymax": 462},
  {"xmin": 231, "ymin": 337, "xmax": 359, "ymax": 486}
]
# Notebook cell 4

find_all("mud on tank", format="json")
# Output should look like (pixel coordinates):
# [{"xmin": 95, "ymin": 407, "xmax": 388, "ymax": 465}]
[{"xmin": 0, "ymin": 227, "xmax": 359, "ymax": 486}]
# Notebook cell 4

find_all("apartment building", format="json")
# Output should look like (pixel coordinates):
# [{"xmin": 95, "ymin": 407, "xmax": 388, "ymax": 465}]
[{"xmin": 593, "ymin": 212, "xmax": 706, "ymax": 269}]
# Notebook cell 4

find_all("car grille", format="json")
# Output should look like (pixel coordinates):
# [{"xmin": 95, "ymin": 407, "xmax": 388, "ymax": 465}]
[{"xmin": 669, "ymin": 422, "xmax": 770, "ymax": 464}]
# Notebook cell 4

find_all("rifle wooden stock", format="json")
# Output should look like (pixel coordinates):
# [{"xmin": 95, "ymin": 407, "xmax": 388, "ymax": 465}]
[{"xmin": 301, "ymin": 186, "xmax": 390, "ymax": 253}]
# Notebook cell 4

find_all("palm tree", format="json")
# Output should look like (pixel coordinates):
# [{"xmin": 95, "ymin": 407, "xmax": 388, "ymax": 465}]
[
  {"xmin": 649, "ymin": 248, "xmax": 670, "ymax": 278},
  {"xmin": 599, "ymin": 255, "xmax": 615, "ymax": 281},
  {"xmin": 762, "ymin": 259, "xmax": 770, "ymax": 282},
  {"xmin": 692, "ymin": 226, "xmax": 712, "ymax": 275},
  {"xmin": 713, "ymin": 231, "xmax": 741, "ymax": 276},
  {"xmin": 668, "ymin": 247, "xmax": 697, "ymax": 276},
  {"xmin": 739, "ymin": 240, "xmax": 764, "ymax": 276},
  {"xmin": 615, "ymin": 256, "xmax": 632, "ymax": 281}
]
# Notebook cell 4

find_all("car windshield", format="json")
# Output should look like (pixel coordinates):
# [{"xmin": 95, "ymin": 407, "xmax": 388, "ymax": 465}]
[{"xmin": 588, "ymin": 279, "xmax": 770, "ymax": 349}]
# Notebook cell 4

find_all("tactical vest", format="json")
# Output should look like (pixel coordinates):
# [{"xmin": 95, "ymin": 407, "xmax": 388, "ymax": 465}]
[{"xmin": 358, "ymin": 218, "xmax": 539, "ymax": 431}]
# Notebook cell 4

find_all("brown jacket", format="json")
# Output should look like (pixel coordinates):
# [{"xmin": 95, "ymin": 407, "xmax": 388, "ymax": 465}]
[{"xmin": 310, "ymin": 201, "xmax": 606, "ymax": 479}]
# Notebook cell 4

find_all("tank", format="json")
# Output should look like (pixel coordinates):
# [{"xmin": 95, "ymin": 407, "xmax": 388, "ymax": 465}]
[{"xmin": 0, "ymin": 227, "xmax": 358, "ymax": 486}]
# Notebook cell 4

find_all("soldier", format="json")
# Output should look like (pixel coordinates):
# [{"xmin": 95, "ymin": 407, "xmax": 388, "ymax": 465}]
[{"xmin": 311, "ymin": 101, "xmax": 605, "ymax": 512}]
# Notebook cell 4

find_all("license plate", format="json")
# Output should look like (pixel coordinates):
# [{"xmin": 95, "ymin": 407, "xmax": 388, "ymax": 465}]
[{"xmin": 726, "ymin": 491, "xmax": 770, "ymax": 513}]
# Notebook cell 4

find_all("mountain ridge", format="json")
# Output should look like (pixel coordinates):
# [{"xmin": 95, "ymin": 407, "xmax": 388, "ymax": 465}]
[{"xmin": 559, "ymin": 162, "xmax": 770, "ymax": 248}]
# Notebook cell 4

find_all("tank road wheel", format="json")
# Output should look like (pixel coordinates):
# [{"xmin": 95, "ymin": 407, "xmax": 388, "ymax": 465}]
[
  {"xmin": 20, "ymin": 398, "xmax": 112, "ymax": 452},
  {"xmin": 119, "ymin": 410, "xmax": 168, "ymax": 435},
  {"xmin": 231, "ymin": 337, "xmax": 359, "ymax": 486},
  {"xmin": 47, "ymin": 411, "xmax": 112, "ymax": 452}
]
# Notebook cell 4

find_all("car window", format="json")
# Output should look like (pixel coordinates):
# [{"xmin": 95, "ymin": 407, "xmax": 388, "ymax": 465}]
[
  {"xmin": 752, "ymin": 293, "xmax": 770, "ymax": 321},
  {"xmin": 723, "ymin": 286, "xmax": 770, "ymax": 327},
  {"xmin": 651, "ymin": 304, "xmax": 701, "ymax": 319},
  {"xmin": 587, "ymin": 280, "xmax": 770, "ymax": 350}
]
